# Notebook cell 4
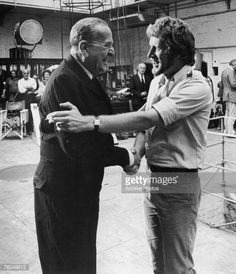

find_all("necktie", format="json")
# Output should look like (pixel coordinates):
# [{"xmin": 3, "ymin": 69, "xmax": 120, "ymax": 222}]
[{"xmin": 141, "ymin": 76, "xmax": 145, "ymax": 91}]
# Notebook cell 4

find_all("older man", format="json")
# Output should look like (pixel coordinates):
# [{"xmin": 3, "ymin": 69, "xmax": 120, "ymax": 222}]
[
  {"xmin": 34, "ymin": 17, "xmax": 139, "ymax": 274},
  {"xmin": 129, "ymin": 63, "xmax": 152, "ymax": 110},
  {"xmin": 221, "ymin": 59, "xmax": 236, "ymax": 135},
  {"xmin": 49, "ymin": 16, "xmax": 212, "ymax": 273}
]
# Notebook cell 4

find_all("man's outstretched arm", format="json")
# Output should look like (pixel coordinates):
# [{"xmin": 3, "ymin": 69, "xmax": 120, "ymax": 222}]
[{"xmin": 47, "ymin": 102, "xmax": 162, "ymax": 134}]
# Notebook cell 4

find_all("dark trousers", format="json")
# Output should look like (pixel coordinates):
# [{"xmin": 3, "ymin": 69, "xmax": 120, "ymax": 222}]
[
  {"xmin": 144, "ymin": 169, "xmax": 201, "ymax": 274},
  {"xmin": 34, "ymin": 167, "xmax": 104, "ymax": 274}
]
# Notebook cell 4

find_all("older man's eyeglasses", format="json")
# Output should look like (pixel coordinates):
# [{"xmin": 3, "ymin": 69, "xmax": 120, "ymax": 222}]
[{"xmin": 87, "ymin": 41, "xmax": 114, "ymax": 51}]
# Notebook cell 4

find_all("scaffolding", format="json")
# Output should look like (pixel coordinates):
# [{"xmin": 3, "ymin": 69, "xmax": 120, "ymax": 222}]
[
  {"xmin": 200, "ymin": 116, "xmax": 236, "ymax": 231},
  {"xmin": 62, "ymin": 0, "xmax": 112, "ymax": 14}
]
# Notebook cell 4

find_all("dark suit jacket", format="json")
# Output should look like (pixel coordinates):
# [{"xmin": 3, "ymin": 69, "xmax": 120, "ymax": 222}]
[
  {"xmin": 34, "ymin": 54, "xmax": 129, "ymax": 191},
  {"xmin": 129, "ymin": 74, "xmax": 152, "ymax": 99},
  {"xmin": 129, "ymin": 74, "xmax": 152, "ymax": 110}
]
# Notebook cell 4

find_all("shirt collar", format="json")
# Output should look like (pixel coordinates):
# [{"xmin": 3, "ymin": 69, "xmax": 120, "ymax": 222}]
[
  {"xmin": 71, "ymin": 55, "xmax": 93, "ymax": 80},
  {"xmin": 138, "ymin": 72, "xmax": 144, "ymax": 79},
  {"xmin": 171, "ymin": 65, "xmax": 192, "ymax": 85},
  {"xmin": 78, "ymin": 62, "xmax": 93, "ymax": 80}
]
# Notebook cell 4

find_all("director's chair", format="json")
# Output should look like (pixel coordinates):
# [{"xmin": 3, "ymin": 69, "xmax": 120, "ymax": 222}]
[{"xmin": 0, "ymin": 101, "xmax": 28, "ymax": 140}]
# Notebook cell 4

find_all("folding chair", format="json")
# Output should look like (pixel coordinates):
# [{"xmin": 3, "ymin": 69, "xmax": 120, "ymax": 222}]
[{"xmin": 0, "ymin": 101, "xmax": 28, "ymax": 140}]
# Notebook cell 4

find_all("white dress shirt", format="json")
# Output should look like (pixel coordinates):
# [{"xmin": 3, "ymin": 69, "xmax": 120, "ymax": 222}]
[{"xmin": 18, "ymin": 77, "xmax": 37, "ymax": 93}]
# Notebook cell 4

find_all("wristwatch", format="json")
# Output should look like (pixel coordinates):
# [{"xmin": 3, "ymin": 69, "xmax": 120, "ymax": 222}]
[{"xmin": 93, "ymin": 116, "xmax": 100, "ymax": 132}]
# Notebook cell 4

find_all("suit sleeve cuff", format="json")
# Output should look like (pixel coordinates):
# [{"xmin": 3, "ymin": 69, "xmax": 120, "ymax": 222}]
[{"xmin": 125, "ymin": 148, "xmax": 134, "ymax": 166}]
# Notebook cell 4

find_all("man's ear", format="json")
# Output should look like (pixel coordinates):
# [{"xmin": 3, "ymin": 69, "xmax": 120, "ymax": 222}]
[{"xmin": 78, "ymin": 40, "xmax": 89, "ymax": 60}]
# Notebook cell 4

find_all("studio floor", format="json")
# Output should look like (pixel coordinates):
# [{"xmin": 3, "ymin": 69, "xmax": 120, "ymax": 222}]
[{"xmin": 0, "ymin": 131, "xmax": 236, "ymax": 274}]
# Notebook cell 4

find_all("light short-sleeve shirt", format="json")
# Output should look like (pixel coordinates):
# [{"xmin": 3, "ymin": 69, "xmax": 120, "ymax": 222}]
[{"xmin": 145, "ymin": 65, "xmax": 212, "ymax": 169}]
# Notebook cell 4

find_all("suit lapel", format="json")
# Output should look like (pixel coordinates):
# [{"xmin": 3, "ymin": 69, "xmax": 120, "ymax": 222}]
[
  {"xmin": 136, "ymin": 74, "xmax": 141, "ymax": 84},
  {"xmin": 91, "ymin": 77, "xmax": 113, "ymax": 114},
  {"xmin": 65, "ymin": 55, "xmax": 112, "ymax": 114}
]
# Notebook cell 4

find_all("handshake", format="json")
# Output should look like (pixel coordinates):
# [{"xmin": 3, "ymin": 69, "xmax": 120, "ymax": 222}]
[{"xmin": 123, "ymin": 148, "xmax": 141, "ymax": 175}]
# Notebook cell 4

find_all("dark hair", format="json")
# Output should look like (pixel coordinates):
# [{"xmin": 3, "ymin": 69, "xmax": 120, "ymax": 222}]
[
  {"xmin": 42, "ymin": 69, "xmax": 51, "ymax": 78},
  {"xmin": 10, "ymin": 70, "xmax": 17, "ymax": 76},
  {"xmin": 70, "ymin": 17, "xmax": 109, "ymax": 47},
  {"xmin": 146, "ymin": 16, "xmax": 195, "ymax": 66}
]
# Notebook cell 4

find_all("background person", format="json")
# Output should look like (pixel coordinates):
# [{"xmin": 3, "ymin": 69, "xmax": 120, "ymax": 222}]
[
  {"xmin": 18, "ymin": 69, "xmax": 37, "ymax": 135},
  {"xmin": 0, "ymin": 65, "xmax": 7, "ymax": 108},
  {"xmin": 4, "ymin": 70, "xmax": 19, "ymax": 102},
  {"xmin": 221, "ymin": 59, "xmax": 236, "ymax": 135},
  {"xmin": 34, "ymin": 17, "xmax": 139, "ymax": 274},
  {"xmin": 129, "ymin": 63, "xmax": 152, "ymax": 110},
  {"xmin": 35, "ymin": 70, "xmax": 52, "ymax": 104},
  {"xmin": 42, "ymin": 69, "xmax": 51, "ymax": 85},
  {"xmin": 48, "ymin": 16, "xmax": 212, "ymax": 274}
]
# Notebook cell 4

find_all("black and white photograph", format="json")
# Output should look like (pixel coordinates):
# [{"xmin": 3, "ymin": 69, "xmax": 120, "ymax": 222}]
[{"xmin": 0, "ymin": 0, "xmax": 236, "ymax": 273}]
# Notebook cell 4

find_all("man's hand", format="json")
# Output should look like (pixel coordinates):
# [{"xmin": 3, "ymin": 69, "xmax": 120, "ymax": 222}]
[
  {"xmin": 46, "ymin": 102, "xmax": 94, "ymax": 133},
  {"xmin": 123, "ymin": 149, "xmax": 141, "ymax": 175},
  {"xmin": 140, "ymin": 91, "xmax": 147, "ymax": 97}
]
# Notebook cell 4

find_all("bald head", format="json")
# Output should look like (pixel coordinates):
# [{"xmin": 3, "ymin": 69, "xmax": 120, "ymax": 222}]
[
  {"xmin": 22, "ymin": 69, "xmax": 30, "ymax": 80},
  {"xmin": 70, "ymin": 17, "xmax": 109, "ymax": 48}
]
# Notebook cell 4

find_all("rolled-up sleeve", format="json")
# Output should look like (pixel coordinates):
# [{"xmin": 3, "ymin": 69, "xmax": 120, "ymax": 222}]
[
  {"xmin": 152, "ymin": 80, "xmax": 212, "ymax": 126},
  {"xmin": 152, "ymin": 97, "xmax": 179, "ymax": 126}
]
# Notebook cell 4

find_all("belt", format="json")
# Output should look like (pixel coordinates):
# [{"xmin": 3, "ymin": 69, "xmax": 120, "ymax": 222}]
[{"xmin": 150, "ymin": 165, "xmax": 198, "ymax": 173}]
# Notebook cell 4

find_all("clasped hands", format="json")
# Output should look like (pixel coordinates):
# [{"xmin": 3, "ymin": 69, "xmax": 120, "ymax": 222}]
[{"xmin": 123, "ymin": 147, "xmax": 141, "ymax": 175}]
